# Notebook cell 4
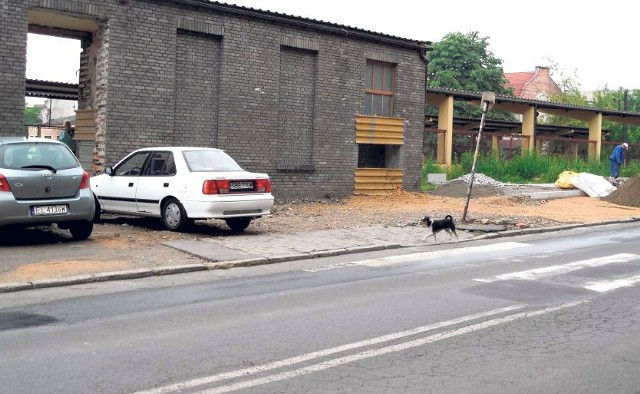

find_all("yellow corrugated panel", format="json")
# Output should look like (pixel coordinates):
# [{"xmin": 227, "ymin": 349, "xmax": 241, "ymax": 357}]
[
  {"xmin": 355, "ymin": 115, "xmax": 404, "ymax": 145},
  {"xmin": 75, "ymin": 109, "xmax": 94, "ymax": 120},
  {"xmin": 354, "ymin": 135, "xmax": 403, "ymax": 145},
  {"xmin": 354, "ymin": 168, "xmax": 404, "ymax": 195},
  {"xmin": 75, "ymin": 118, "xmax": 94, "ymax": 127},
  {"xmin": 74, "ymin": 109, "xmax": 95, "ymax": 141}
]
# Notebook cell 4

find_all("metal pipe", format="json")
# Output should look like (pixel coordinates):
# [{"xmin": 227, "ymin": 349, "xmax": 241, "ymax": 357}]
[{"xmin": 462, "ymin": 92, "xmax": 495, "ymax": 223}]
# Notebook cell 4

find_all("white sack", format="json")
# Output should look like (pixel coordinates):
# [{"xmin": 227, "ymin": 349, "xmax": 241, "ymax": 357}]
[{"xmin": 570, "ymin": 172, "xmax": 616, "ymax": 198}]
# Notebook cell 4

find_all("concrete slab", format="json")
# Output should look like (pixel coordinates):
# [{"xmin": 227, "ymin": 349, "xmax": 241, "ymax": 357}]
[
  {"xmin": 523, "ymin": 189, "xmax": 585, "ymax": 200},
  {"xmin": 457, "ymin": 223, "xmax": 508, "ymax": 232}
]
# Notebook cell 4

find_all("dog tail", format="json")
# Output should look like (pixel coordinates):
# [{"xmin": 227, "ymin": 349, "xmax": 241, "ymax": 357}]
[{"xmin": 445, "ymin": 215, "xmax": 453, "ymax": 220}]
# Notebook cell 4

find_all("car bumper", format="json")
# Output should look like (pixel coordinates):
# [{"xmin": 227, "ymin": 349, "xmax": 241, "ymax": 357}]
[
  {"xmin": 0, "ymin": 189, "xmax": 95, "ymax": 227},
  {"xmin": 182, "ymin": 194, "xmax": 274, "ymax": 219}
]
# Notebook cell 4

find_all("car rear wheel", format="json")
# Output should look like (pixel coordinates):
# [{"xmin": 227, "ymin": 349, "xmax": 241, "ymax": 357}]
[
  {"xmin": 225, "ymin": 217, "xmax": 252, "ymax": 232},
  {"xmin": 162, "ymin": 198, "xmax": 189, "ymax": 231},
  {"xmin": 69, "ymin": 221, "xmax": 93, "ymax": 240}
]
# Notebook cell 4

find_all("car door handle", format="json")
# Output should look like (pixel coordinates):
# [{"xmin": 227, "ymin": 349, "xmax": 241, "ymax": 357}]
[
  {"xmin": 163, "ymin": 183, "xmax": 169, "ymax": 187},
  {"xmin": 129, "ymin": 183, "xmax": 134, "ymax": 187}
]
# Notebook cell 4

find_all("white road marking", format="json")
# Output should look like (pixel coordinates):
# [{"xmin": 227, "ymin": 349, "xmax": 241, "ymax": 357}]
[
  {"xmin": 199, "ymin": 301, "xmax": 586, "ymax": 394},
  {"xmin": 303, "ymin": 262, "xmax": 360, "ymax": 272},
  {"xmin": 584, "ymin": 274, "xmax": 640, "ymax": 292},
  {"xmin": 133, "ymin": 305, "xmax": 524, "ymax": 394},
  {"xmin": 474, "ymin": 253, "xmax": 639, "ymax": 283},
  {"xmin": 355, "ymin": 242, "xmax": 530, "ymax": 267}
]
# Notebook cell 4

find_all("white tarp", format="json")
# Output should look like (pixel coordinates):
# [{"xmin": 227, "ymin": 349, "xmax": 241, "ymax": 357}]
[{"xmin": 570, "ymin": 172, "xmax": 617, "ymax": 197}]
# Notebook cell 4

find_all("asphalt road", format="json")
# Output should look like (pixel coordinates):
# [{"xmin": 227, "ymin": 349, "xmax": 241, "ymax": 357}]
[{"xmin": 2, "ymin": 223, "xmax": 640, "ymax": 393}]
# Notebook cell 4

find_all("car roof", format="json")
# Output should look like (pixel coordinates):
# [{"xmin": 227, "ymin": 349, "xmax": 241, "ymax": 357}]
[
  {"xmin": 0, "ymin": 136, "xmax": 63, "ymax": 146},
  {"xmin": 135, "ymin": 146, "xmax": 224, "ymax": 152}
]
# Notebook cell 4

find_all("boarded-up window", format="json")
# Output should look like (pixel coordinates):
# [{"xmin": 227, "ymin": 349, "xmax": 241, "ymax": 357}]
[
  {"xmin": 277, "ymin": 47, "xmax": 317, "ymax": 172},
  {"xmin": 174, "ymin": 30, "xmax": 221, "ymax": 147}
]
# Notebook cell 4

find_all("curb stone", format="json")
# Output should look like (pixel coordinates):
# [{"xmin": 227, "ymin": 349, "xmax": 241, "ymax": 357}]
[
  {"xmin": 204, "ymin": 244, "xmax": 402, "ymax": 270},
  {"xmin": 0, "ymin": 264, "xmax": 208, "ymax": 293}
]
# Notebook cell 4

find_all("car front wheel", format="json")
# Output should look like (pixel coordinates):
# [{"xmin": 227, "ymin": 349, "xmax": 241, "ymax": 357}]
[
  {"xmin": 225, "ymin": 217, "xmax": 252, "ymax": 232},
  {"xmin": 162, "ymin": 198, "xmax": 189, "ymax": 231},
  {"xmin": 69, "ymin": 221, "xmax": 94, "ymax": 240}
]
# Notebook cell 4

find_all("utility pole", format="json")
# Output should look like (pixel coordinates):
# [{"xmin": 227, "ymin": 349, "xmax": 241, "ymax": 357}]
[
  {"xmin": 623, "ymin": 89, "xmax": 629, "ymax": 142},
  {"xmin": 462, "ymin": 91, "xmax": 495, "ymax": 223}
]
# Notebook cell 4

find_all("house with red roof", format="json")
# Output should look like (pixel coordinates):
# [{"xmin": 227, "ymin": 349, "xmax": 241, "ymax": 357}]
[{"xmin": 505, "ymin": 66, "xmax": 561, "ymax": 100}]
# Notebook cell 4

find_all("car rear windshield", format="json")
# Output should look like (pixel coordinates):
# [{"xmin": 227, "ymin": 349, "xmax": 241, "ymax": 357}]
[
  {"xmin": 0, "ymin": 142, "xmax": 79, "ymax": 171},
  {"xmin": 183, "ymin": 150, "xmax": 244, "ymax": 172}
]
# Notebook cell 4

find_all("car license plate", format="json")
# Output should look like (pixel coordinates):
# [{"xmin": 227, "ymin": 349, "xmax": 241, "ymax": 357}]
[
  {"xmin": 230, "ymin": 181, "xmax": 254, "ymax": 191},
  {"xmin": 31, "ymin": 205, "xmax": 69, "ymax": 216}
]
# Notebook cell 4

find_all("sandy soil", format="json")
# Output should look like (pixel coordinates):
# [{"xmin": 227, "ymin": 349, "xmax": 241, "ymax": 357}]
[{"xmin": 251, "ymin": 189, "xmax": 640, "ymax": 233}]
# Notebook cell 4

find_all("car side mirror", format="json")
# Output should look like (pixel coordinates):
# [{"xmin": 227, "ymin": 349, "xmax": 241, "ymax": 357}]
[{"xmin": 105, "ymin": 166, "xmax": 114, "ymax": 176}]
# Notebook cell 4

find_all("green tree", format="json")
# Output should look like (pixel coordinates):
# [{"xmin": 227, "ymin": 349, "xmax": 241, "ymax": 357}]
[
  {"xmin": 592, "ymin": 89, "xmax": 640, "ymax": 142},
  {"xmin": 541, "ymin": 59, "xmax": 590, "ymax": 128},
  {"xmin": 24, "ymin": 105, "xmax": 43, "ymax": 125},
  {"xmin": 427, "ymin": 31, "xmax": 515, "ymax": 121}
]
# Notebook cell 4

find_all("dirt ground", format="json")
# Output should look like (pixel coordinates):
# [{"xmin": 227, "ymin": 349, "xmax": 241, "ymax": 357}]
[
  {"xmin": 3, "ymin": 175, "xmax": 640, "ymax": 284},
  {"xmin": 78, "ymin": 175, "xmax": 640, "ymax": 242}
]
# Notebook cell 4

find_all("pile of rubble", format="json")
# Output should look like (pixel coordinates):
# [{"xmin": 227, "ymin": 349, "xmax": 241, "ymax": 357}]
[
  {"xmin": 450, "ymin": 173, "xmax": 505, "ymax": 187},
  {"xmin": 429, "ymin": 173, "xmax": 507, "ymax": 198}
]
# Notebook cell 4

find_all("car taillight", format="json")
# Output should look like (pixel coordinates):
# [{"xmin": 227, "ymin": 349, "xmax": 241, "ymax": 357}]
[
  {"xmin": 255, "ymin": 178, "xmax": 271, "ymax": 193},
  {"xmin": 216, "ymin": 180, "xmax": 230, "ymax": 194},
  {"xmin": 202, "ymin": 180, "xmax": 218, "ymax": 194},
  {"xmin": 0, "ymin": 173, "xmax": 11, "ymax": 192},
  {"xmin": 79, "ymin": 171, "xmax": 90, "ymax": 189},
  {"xmin": 202, "ymin": 179, "xmax": 230, "ymax": 195}
]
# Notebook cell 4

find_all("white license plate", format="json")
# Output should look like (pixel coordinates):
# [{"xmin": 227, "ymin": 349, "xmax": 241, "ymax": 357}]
[
  {"xmin": 31, "ymin": 205, "xmax": 69, "ymax": 216},
  {"xmin": 230, "ymin": 181, "xmax": 254, "ymax": 190}
]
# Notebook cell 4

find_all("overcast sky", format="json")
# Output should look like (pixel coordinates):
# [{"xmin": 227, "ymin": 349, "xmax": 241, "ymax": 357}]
[{"xmin": 26, "ymin": 0, "xmax": 639, "ymax": 104}]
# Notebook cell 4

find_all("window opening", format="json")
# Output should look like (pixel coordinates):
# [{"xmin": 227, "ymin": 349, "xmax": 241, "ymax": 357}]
[
  {"xmin": 357, "ymin": 144, "xmax": 400, "ymax": 169},
  {"xmin": 364, "ymin": 60, "xmax": 395, "ymax": 116}
]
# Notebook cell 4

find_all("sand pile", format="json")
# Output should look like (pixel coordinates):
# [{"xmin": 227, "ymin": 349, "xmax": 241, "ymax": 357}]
[
  {"xmin": 428, "ymin": 174, "xmax": 505, "ymax": 198},
  {"xmin": 602, "ymin": 176, "xmax": 640, "ymax": 208}
]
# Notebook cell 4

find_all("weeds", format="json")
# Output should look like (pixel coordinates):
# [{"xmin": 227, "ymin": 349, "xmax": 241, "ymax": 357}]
[{"xmin": 422, "ymin": 153, "xmax": 640, "ymax": 186}]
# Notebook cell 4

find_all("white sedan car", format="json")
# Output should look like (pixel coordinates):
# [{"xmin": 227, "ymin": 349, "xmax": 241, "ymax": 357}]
[{"xmin": 91, "ymin": 147, "xmax": 274, "ymax": 232}]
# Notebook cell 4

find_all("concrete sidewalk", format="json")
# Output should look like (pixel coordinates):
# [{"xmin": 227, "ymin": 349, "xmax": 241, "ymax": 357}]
[{"xmin": 165, "ymin": 224, "xmax": 472, "ymax": 266}]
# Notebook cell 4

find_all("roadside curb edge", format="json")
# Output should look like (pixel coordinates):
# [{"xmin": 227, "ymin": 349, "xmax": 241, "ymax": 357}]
[{"xmin": 2, "ymin": 219, "xmax": 638, "ymax": 294}]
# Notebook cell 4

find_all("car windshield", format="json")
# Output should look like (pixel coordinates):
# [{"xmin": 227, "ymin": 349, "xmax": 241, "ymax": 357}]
[
  {"xmin": 0, "ymin": 142, "xmax": 78, "ymax": 170},
  {"xmin": 183, "ymin": 150, "xmax": 244, "ymax": 172}
]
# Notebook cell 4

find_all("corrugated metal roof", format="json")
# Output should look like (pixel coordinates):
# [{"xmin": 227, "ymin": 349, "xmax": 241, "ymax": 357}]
[
  {"xmin": 426, "ymin": 86, "xmax": 640, "ymax": 116},
  {"xmin": 25, "ymin": 79, "xmax": 78, "ymax": 100}
]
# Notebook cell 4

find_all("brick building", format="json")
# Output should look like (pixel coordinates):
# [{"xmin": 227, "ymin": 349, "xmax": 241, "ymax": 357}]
[{"xmin": 0, "ymin": 0, "xmax": 429, "ymax": 199}]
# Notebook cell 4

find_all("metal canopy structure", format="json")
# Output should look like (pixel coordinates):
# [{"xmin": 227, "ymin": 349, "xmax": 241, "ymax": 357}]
[
  {"xmin": 26, "ymin": 79, "xmax": 78, "ymax": 101},
  {"xmin": 427, "ymin": 87, "xmax": 640, "ymax": 126},
  {"xmin": 424, "ymin": 116, "xmax": 608, "ymax": 138},
  {"xmin": 425, "ymin": 87, "xmax": 640, "ymax": 166}
]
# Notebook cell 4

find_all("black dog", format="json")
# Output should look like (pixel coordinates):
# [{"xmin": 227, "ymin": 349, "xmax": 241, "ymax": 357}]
[{"xmin": 420, "ymin": 215, "xmax": 458, "ymax": 241}]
